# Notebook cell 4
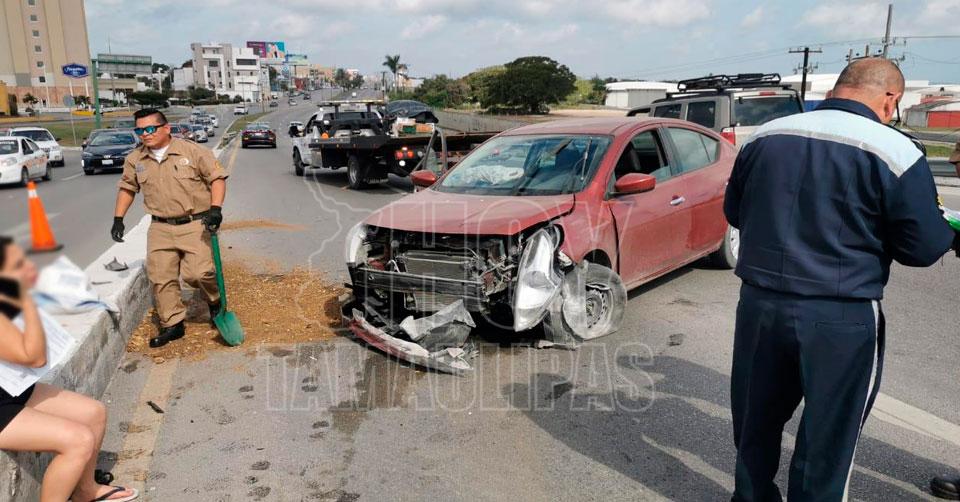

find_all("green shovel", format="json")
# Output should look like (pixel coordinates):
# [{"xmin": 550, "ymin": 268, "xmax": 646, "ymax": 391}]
[{"xmin": 210, "ymin": 231, "xmax": 244, "ymax": 346}]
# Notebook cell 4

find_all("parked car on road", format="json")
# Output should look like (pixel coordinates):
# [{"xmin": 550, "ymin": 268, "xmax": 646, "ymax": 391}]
[
  {"xmin": 233, "ymin": 105, "xmax": 249, "ymax": 115},
  {"xmin": 82, "ymin": 130, "xmax": 138, "ymax": 175},
  {"xmin": 344, "ymin": 117, "xmax": 739, "ymax": 364},
  {"xmin": 5, "ymin": 127, "xmax": 64, "ymax": 166},
  {"xmin": 288, "ymin": 99, "xmax": 297, "ymax": 106},
  {"xmin": 269, "ymin": 101, "xmax": 279, "ymax": 108},
  {"xmin": 0, "ymin": 136, "xmax": 50, "ymax": 185},
  {"xmin": 241, "ymin": 122, "xmax": 276, "ymax": 148},
  {"xmin": 634, "ymin": 73, "xmax": 803, "ymax": 147}
]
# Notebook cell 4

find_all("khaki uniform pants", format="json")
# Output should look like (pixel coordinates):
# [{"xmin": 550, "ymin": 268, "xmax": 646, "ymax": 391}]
[{"xmin": 147, "ymin": 220, "xmax": 220, "ymax": 327}]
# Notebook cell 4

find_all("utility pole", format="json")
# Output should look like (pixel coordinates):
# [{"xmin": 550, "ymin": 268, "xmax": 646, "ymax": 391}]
[
  {"xmin": 882, "ymin": 3, "xmax": 894, "ymax": 58},
  {"xmin": 789, "ymin": 47, "xmax": 822, "ymax": 103}
]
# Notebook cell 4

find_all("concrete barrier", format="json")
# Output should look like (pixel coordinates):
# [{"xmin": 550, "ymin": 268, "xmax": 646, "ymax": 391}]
[
  {"xmin": 435, "ymin": 110, "xmax": 530, "ymax": 133},
  {"xmin": 0, "ymin": 215, "xmax": 152, "ymax": 501}
]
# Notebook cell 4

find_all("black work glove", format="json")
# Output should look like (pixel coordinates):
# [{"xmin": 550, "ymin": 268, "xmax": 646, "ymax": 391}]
[
  {"xmin": 204, "ymin": 206, "xmax": 223, "ymax": 233},
  {"xmin": 110, "ymin": 217, "xmax": 125, "ymax": 243},
  {"xmin": 953, "ymin": 231, "xmax": 960, "ymax": 258}
]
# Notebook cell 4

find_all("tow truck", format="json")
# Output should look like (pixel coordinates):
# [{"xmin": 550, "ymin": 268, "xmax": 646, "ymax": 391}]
[{"xmin": 290, "ymin": 100, "xmax": 496, "ymax": 189}]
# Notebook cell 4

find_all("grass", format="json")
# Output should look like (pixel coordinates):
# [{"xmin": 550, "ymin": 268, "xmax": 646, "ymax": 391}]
[
  {"xmin": 43, "ymin": 121, "xmax": 97, "ymax": 147},
  {"xmin": 924, "ymin": 143, "xmax": 956, "ymax": 158}
]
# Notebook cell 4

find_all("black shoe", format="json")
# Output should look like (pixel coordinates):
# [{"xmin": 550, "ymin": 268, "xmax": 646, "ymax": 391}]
[
  {"xmin": 209, "ymin": 301, "xmax": 222, "ymax": 326},
  {"xmin": 150, "ymin": 322, "xmax": 185, "ymax": 348},
  {"xmin": 932, "ymin": 476, "xmax": 960, "ymax": 500}
]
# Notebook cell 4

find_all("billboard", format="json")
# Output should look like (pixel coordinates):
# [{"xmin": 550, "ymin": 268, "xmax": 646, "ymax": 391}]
[
  {"xmin": 246, "ymin": 41, "xmax": 286, "ymax": 62},
  {"xmin": 285, "ymin": 53, "xmax": 308, "ymax": 65}
]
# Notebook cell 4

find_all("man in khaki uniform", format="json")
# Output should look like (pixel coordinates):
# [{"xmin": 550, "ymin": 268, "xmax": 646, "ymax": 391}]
[{"xmin": 111, "ymin": 108, "xmax": 227, "ymax": 348}]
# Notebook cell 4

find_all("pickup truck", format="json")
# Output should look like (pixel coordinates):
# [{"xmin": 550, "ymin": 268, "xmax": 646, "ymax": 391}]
[{"xmin": 290, "ymin": 100, "xmax": 495, "ymax": 189}]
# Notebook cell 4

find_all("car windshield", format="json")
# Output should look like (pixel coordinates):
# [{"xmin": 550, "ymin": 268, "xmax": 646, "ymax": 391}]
[
  {"xmin": 0, "ymin": 141, "xmax": 17, "ymax": 155},
  {"xmin": 436, "ymin": 134, "xmax": 612, "ymax": 196},
  {"xmin": 90, "ymin": 133, "xmax": 136, "ymax": 146},
  {"xmin": 15, "ymin": 130, "xmax": 54, "ymax": 142},
  {"xmin": 734, "ymin": 96, "xmax": 803, "ymax": 126}
]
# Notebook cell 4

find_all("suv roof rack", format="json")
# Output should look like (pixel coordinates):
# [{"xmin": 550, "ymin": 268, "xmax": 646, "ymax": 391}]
[{"xmin": 668, "ymin": 73, "xmax": 789, "ymax": 97}]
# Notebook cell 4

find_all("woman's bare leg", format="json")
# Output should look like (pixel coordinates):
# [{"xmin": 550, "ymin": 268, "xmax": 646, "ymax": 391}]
[
  {"xmin": 25, "ymin": 384, "xmax": 133, "ymax": 500},
  {"xmin": 0, "ymin": 407, "xmax": 95, "ymax": 502}
]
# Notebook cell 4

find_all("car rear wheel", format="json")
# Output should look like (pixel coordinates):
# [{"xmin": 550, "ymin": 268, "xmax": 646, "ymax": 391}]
[
  {"xmin": 710, "ymin": 225, "xmax": 739, "ymax": 269},
  {"xmin": 19, "ymin": 167, "xmax": 28, "ymax": 187},
  {"xmin": 293, "ymin": 150, "xmax": 305, "ymax": 176},
  {"xmin": 41, "ymin": 162, "xmax": 51, "ymax": 181},
  {"xmin": 347, "ymin": 154, "xmax": 368, "ymax": 189}
]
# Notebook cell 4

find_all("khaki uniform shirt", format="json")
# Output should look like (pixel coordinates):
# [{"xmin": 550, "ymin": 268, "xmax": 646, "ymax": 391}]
[{"xmin": 118, "ymin": 138, "xmax": 227, "ymax": 218}]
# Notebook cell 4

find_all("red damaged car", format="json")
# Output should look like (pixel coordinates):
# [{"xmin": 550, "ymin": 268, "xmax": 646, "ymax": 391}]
[{"xmin": 344, "ymin": 117, "xmax": 738, "ymax": 370}]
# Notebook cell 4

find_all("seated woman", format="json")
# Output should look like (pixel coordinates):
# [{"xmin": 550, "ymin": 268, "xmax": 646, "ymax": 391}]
[{"xmin": 0, "ymin": 236, "xmax": 137, "ymax": 502}]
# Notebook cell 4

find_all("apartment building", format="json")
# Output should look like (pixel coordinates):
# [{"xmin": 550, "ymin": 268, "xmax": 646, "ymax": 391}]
[{"xmin": 190, "ymin": 42, "xmax": 262, "ymax": 102}]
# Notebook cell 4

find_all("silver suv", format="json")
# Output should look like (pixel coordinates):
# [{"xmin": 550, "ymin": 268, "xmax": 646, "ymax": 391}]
[{"xmin": 633, "ymin": 74, "xmax": 803, "ymax": 147}]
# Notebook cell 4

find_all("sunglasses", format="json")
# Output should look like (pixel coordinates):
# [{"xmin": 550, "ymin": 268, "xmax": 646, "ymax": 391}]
[{"xmin": 134, "ymin": 123, "xmax": 167, "ymax": 136}]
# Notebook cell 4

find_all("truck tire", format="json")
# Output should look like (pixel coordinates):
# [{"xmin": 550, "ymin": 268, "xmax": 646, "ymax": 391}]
[
  {"xmin": 710, "ymin": 225, "xmax": 739, "ymax": 269},
  {"xmin": 347, "ymin": 154, "xmax": 368, "ymax": 189},
  {"xmin": 293, "ymin": 150, "xmax": 305, "ymax": 176}
]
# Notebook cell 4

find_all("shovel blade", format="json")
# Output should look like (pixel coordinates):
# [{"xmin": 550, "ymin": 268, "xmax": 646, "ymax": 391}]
[{"xmin": 215, "ymin": 311, "xmax": 244, "ymax": 346}]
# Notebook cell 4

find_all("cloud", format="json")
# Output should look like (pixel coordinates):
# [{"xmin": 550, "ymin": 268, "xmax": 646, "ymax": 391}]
[
  {"xmin": 913, "ymin": 0, "xmax": 960, "ymax": 34},
  {"xmin": 741, "ymin": 6, "xmax": 764, "ymax": 28},
  {"xmin": 599, "ymin": 0, "xmax": 711, "ymax": 26},
  {"xmin": 800, "ymin": 2, "xmax": 889, "ymax": 38},
  {"xmin": 400, "ymin": 15, "xmax": 448, "ymax": 40}
]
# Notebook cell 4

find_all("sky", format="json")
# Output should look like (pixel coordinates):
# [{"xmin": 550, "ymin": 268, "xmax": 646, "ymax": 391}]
[{"xmin": 85, "ymin": 0, "xmax": 960, "ymax": 83}]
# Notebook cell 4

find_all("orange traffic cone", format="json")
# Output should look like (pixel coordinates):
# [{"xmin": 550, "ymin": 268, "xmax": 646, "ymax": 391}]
[{"xmin": 26, "ymin": 181, "xmax": 62, "ymax": 253}]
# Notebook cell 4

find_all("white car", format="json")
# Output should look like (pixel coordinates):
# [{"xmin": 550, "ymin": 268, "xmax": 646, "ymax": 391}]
[
  {"xmin": 0, "ymin": 136, "xmax": 50, "ymax": 186},
  {"xmin": 233, "ymin": 106, "xmax": 249, "ymax": 115},
  {"xmin": 206, "ymin": 114, "xmax": 219, "ymax": 128},
  {"xmin": 6, "ymin": 127, "xmax": 63, "ymax": 166}
]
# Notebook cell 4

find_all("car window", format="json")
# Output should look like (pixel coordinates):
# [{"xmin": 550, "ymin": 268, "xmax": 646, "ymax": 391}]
[
  {"xmin": 685, "ymin": 101, "xmax": 717, "ymax": 128},
  {"xmin": 612, "ymin": 130, "xmax": 672, "ymax": 184},
  {"xmin": 90, "ymin": 133, "xmax": 136, "ymax": 146},
  {"xmin": 0, "ymin": 140, "xmax": 17, "ymax": 155},
  {"xmin": 21, "ymin": 140, "xmax": 33, "ymax": 154},
  {"xmin": 667, "ymin": 128, "xmax": 719, "ymax": 173},
  {"xmin": 733, "ymin": 96, "xmax": 802, "ymax": 126},
  {"xmin": 15, "ymin": 129, "xmax": 54, "ymax": 142},
  {"xmin": 652, "ymin": 104, "xmax": 682, "ymax": 119},
  {"xmin": 437, "ymin": 134, "xmax": 612, "ymax": 196}
]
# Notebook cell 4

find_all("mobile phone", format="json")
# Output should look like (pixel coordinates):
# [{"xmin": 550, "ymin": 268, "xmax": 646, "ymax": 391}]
[{"xmin": 0, "ymin": 277, "xmax": 21, "ymax": 300}]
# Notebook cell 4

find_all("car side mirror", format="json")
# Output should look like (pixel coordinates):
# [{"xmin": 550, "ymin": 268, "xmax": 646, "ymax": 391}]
[
  {"xmin": 410, "ymin": 170, "xmax": 438, "ymax": 188},
  {"xmin": 614, "ymin": 173, "xmax": 656, "ymax": 195}
]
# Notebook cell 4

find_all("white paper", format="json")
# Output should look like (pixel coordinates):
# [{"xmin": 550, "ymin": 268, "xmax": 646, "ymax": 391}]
[{"xmin": 0, "ymin": 309, "xmax": 78, "ymax": 397}]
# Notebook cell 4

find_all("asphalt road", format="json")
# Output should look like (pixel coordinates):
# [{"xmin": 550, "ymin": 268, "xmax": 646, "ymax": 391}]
[{"xmin": 2, "ymin": 96, "xmax": 959, "ymax": 500}]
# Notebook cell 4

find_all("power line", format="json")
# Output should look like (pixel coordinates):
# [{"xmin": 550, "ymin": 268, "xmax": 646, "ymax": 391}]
[{"xmin": 790, "ymin": 47, "xmax": 822, "ymax": 102}]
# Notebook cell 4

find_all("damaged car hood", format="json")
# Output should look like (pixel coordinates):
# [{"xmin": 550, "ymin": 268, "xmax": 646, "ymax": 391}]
[{"xmin": 365, "ymin": 190, "xmax": 576, "ymax": 235}]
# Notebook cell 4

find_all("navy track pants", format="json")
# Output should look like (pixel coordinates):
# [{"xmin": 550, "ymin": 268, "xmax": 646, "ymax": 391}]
[{"xmin": 731, "ymin": 283, "xmax": 884, "ymax": 502}]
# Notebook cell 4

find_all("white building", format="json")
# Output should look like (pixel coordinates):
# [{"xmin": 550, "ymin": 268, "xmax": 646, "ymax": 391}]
[
  {"xmin": 172, "ymin": 67, "xmax": 193, "ymax": 92},
  {"xmin": 190, "ymin": 42, "xmax": 263, "ymax": 102},
  {"xmin": 781, "ymin": 73, "xmax": 943, "ymax": 111},
  {"xmin": 604, "ymin": 81, "xmax": 679, "ymax": 109}
]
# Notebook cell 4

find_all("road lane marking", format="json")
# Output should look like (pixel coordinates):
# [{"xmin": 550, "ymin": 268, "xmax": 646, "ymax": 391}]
[
  {"xmin": 114, "ymin": 359, "xmax": 179, "ymax": 492},
  {"xmin": 873, "ymin": 392, "xmax": 960, "ymax": 447},
  {"xmin": 61, "ymin": 173, "xmax": 83, "ymax": 181}
]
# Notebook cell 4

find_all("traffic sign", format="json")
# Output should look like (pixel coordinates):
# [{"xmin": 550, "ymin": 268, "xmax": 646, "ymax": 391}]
[{"xmin": 62, "ymin": 63, "xmax": 89, "ymax": 79}]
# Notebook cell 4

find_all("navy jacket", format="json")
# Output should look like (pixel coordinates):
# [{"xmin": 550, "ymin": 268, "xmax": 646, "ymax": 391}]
[{"xmin": 724, "ymin": 98, "xmax": 954, "ymax": 299}]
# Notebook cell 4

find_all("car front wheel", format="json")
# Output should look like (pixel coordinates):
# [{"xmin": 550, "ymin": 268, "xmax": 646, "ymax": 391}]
[
  {"xmin": 41, "ymin": 162, "xmax": 51, "ymax": 181},
  {"xmin": 293, "ymin": 150, "xmax": 305, "ymax": 176},
  {"xmin": 544, "ymin": 262, "xmax": 627, "ymax": 342}
]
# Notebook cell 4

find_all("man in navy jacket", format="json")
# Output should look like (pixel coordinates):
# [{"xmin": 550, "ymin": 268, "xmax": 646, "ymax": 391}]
[{"xmin": 725, "ymin": 58, "xmax": 958, "ymax": 501}]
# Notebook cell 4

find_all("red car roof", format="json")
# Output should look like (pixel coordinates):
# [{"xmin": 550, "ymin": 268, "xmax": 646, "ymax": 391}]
[{"xmin": 500, "ymin": 117, "xmax": 705, "ymax": 137}]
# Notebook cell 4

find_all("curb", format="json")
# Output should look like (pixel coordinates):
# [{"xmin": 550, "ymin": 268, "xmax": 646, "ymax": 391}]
[
  {"xmin": 936, "ymin": 176, "xmax": 960, "ymax": 188},
  {"xmin": 0, "ymin": 215, "xmax": 152, "ymax": 501}
]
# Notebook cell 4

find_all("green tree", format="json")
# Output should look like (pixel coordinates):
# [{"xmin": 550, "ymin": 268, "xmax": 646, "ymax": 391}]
[
  {"xmin": 350, "ymin": 74, "xmax": 365, "ymax": 89},
  {"xmin": 484, "ymin": 56, "xmax": 576, "ymax": 114},
  {"xmin": 188, "ymin": 86, "xmax": 215, "ymax": 103},
  {"xmin": 129, "ymin": 90, "xmax": 167, "ymax": 107},
  {"xmin": 463, "ymin": 65, "xmax": 505, "ymax": 105},
  {"xmin": 23, "ymin": 93, "xmax": 38, "ymax": 106},
  {"xmin": 383, "ymin": 54, "xmax": 401, "ymax": 90},
  {"xmin": 413, "ymin": 75, "xmax": 468, "ymax": 108},
  {"xmin": 333, "ymin": 68, "xmax": 350, "ymax": 89}
]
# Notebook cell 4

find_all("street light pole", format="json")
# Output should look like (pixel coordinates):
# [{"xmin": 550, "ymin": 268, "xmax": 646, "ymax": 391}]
[{"xmin": 92, "ymin": 59, "xmax": 102, "ymax": 129}]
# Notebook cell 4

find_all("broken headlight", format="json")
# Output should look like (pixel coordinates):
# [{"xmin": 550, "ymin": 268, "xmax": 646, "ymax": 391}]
[
  {"xmin": 345, "ymin": 222, "xmax": 370, "ymax": 266},
  {"xmin": 513, "ymin": 226, "xmax": 563, "ymax": 332}
]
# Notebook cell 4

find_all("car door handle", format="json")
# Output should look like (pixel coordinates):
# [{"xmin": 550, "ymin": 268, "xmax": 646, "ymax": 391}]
[{"xmin": 670, "ymin": 196, "xmax": 686, "ymax": 206}]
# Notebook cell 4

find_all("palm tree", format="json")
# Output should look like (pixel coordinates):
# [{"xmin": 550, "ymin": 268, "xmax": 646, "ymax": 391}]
[
  {"xmin": 383, "ymin": 54, "xmax": 401, "ymax": 91},
  {"xmin": 23, "ymin": 93, "xmax": 38, "ymax": 106}
]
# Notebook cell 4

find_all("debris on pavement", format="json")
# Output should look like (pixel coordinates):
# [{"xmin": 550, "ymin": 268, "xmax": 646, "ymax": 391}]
[
  {"xmin": 104, "ymin": 257, "xmax": 129, "ymax": 272},
  {"xmin": 399, "ymin": 300, "xmax": 475, "ymax": 352},
  {"xmin": 669, "ymin": 333, "xmax": 685, "ymax": 346},
  {"xmin": 348, "ymin": 308, "xmax": 476, "ymax": 375},
  {"xmin": 219, "ymin": 219, "xmax": 306, "ymax": 232},
  {"xmin": 146, "ymin": 401, "xmax": 164, "ymax": 414},
  {"xmin": 127, "ymin": 256, "xmax": 345, "ymax": 361}
]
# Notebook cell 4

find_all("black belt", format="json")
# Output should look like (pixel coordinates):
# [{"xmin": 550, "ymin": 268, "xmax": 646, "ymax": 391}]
[{"xmin": 151, "ymin": 211, "xmax": 208, "ymax": 225}]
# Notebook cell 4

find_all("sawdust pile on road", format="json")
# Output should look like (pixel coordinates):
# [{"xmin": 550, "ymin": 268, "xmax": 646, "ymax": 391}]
[
  {"xmin": 219, "ymin": 219, "xmax": 306, "ymax": 232},
  {"xmin": 126, "ymin": 259, "xmax": 346, "ymax": 362}
]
